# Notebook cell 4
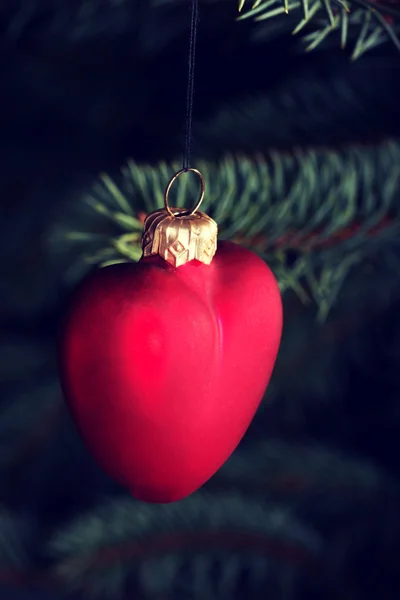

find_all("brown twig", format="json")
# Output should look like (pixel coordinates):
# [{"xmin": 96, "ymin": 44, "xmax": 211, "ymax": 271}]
[
  {"xmin": 54, "ymin": 529, "xmax": 320, "ymax": 591},
  {"xmin": 233, "ymin": 216, "xmax": 395, "ymax": 253}
]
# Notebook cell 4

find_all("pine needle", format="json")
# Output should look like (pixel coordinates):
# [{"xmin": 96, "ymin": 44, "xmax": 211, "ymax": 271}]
[
  {"xmin": 239, "ymin": 0, "xmax": 264, "ymax": 9},
  {"xmin": 237, "ymin": 0, "xmax": 277, "ymax": 20},
  {"xmin": 304, "ymin": 16, "xmax": 340, "ymax": 51},
  {"xmin": 292, "ymin": 3, "xmax": 320, "ymax": 34},
  {"xmin": 321, "ymin": 0, "xmax": 336, "ymax": 27},
  {"xmin": 301, "ymin": 0, "xmax": 310, "ymax": 20},
  {"xmin": 351, "ymin": 10, "xmax": 372, "ymax": 58},
  {"xmin": 341, "ymin": 8, "xmax": 349, "ymax": 47},
  {"xmin": 352, "ymin": 22, "xmax": 385, "ymax": 59},
  {"xmin": 255, "ymin": 3, "xmax": 300, "ymax": 20},
  {"xmin": 371, "ymin": 8, "xmax": 400, "ymax": 52}
]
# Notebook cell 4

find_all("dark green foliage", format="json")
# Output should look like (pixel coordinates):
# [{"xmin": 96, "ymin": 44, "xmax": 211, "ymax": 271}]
[
  {"xmin": 239, "ymin": 0, "xmax": 400, "ymax": 57},
  {"xmin": 41, "ymin": 440, "xmax": 399, "ymax": 599},
  {"xmin": 0, "ymin": 1, "xmax": 399, "ymax": 599},
  {"xmin": 59, "ymin": 139, "xmax": 400, "ymax": 319},
  {"xmin": 49, "ymin": 491, "xmax": 320, "ymax": 599}
]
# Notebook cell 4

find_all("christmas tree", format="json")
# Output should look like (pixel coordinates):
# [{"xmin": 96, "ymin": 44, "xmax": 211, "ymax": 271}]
[{"xmin": 1, "ymin": 0, "xmax": 400, "ymax": 598}]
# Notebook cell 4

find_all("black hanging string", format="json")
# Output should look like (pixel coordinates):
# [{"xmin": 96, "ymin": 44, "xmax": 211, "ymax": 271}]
[{"xmin": 182, "ymin": 0, "xmax": 199, "ymax": 171}]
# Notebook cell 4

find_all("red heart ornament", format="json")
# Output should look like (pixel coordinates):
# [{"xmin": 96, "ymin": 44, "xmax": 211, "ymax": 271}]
[{"xmin": 60, "ymin": 241, "xmax": 282, "ymax": 503}]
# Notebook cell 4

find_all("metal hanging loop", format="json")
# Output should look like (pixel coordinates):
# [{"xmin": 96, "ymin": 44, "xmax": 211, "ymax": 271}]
[{"xmin": 164, "ymin": 168, "xmax": 205, "ymax": 217}]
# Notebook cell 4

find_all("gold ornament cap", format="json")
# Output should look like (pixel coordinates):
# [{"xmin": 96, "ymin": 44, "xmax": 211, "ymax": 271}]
[{"xmin": 141, "ymin": 168, "xmax": 218, "ymax": 268}]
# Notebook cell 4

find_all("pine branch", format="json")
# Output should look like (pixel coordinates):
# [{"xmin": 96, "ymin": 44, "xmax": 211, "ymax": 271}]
[
  {"xmin": 44, "ymin": 440, "xmax": 400, "ymax": 599},
  {"xmin": 214, "ymin": 441, "xmax": 400, "ymax": 600},
  {"xmin": 238, "ymin": 0, "xmax": 400, "ymax": 57},
  {"xmin": 49, "ymin": 493, "xmax": 320, "ymax": 599},
  {"xmin": 3, "ymin": 0, "xmax": 399, "ymax": 59},
  {"xmin": 54, "ymin": 139, "xmax": 400, "ymax": 320}
]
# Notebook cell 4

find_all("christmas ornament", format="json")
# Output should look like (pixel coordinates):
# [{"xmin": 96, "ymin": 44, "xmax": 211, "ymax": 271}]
[
  {"xmin": 59, "ymin": 0, "xmax": 281, "ymax": 503},
  {"xmin": 60, "ymin": 168, "xmax": 282, "ymax": 503}
]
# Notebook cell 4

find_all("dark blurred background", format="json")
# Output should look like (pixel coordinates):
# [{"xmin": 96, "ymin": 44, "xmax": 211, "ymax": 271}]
[{"xmin": 1, "ymin": 1, "xmax": 400, "ymax": 599}]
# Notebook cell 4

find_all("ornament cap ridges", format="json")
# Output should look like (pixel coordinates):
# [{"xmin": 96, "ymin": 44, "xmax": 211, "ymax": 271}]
[
  {"xmin": 141, "ymin": 168, "xmax": 218, "ymax": 268},
  {"xmin": 141, "ymin": 207, "xmax": 218, "ymax": 268}
]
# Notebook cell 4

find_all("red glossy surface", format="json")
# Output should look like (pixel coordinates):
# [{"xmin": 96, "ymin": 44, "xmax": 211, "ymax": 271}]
[{"xmin": 60, "ymin": 241, "xmax": 282, "ymax": 503}]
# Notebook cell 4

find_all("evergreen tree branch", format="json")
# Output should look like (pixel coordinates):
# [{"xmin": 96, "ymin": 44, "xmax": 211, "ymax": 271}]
[
  {"xmin": 55, "ymin": 139, "xmax": 400, "ymax": 320},
  {"xmin": 49, "ymin": 493, "xmax": 320, "ymax": 599},
  {"xmin": 238, "ymin": 0, "xmax": 400, "ymax": 56},
  {"xmin": 3, "ymin": 0, "xmax": 399, "ymax": 58},
  {"xmin": 43, "ymin": 440, "xmax": 400, "ymax": 599}
]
